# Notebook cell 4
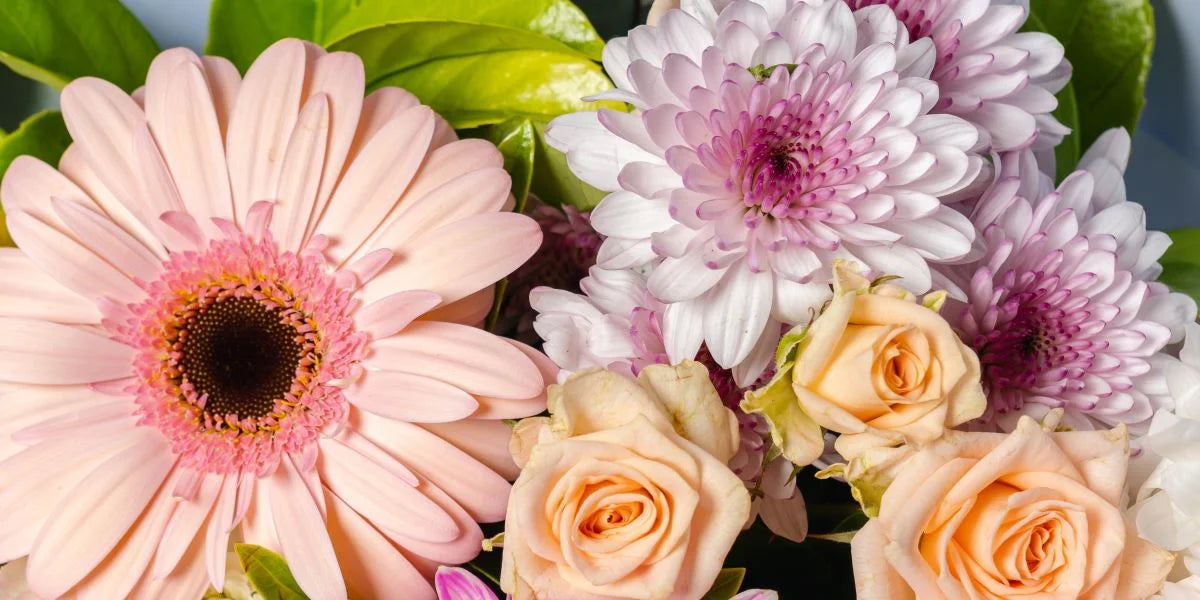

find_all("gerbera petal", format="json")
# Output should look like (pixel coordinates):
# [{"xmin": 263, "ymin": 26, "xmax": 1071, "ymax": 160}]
[
  {"xmin": 0, "ymin": 426, "xmax": 137, "ymax": 562},
  {"xmin": 0, "ymin": 318, "xmax": 132, "ymax": 384},
  {"xmin": 317, "ymin": 437, "xmax": 460, "ymax": 543},
  {"xmin": 367, "ymin": 321, "xmax": 543, "ymax": 400},
  {"xmin": 225, "ymin": 39, "xmax": 307, "ymax": 220},
  {"xmin": 360, "ymin": 166, "xmax": 511, "ymax": 260},
  {"xmin": 266, "ymin": 455, "xmax": 347, "ymax": 600},
  {"xmin": 272, "ymin": 93, "xmax": 331, "ymax": 249},
  {"xmin": 0, "ymin": 249, "xmax": 101, "ymax": 323},
  {"xmin": 26, "ymin": 429, "xmax": 175, "ymax": 599},
  {"xmin": 58, "ymin": 78, "xmax": 155, "ymax": 226},
  {"xmin": 72, "ymin": 470, "xmax": 179, "ymax": 600},
  {"xmin": 353, "ymin": 411, "xmax": 514, "ymax": 522},
  {"xmin": 152, "ymin": 473, "xmax": 223, "ymax": 579},
  {"xmin": 317, "ymin": 104, "xmax": 436, "ymax": 263},
  {"xmin": 348, "ymin": 370, "xmax": 478, "ymax": 423},
  {"xmin": 325, "ymin": 488, "xmax": 434, "ymax": 599},
  {"xmin": 145, "ymin": 51, "xmax": 234, "ymax": 225},
  {"xmin": 303, "ymin": 51, "xmax": 366, "ymax": 243},
  {"xmin": 362, "ymin": 212, "xmax": 541, "ymax": 307},
  {"xmin": 6, "ymin": 211, "xmax": 144, "ymax": 303}
]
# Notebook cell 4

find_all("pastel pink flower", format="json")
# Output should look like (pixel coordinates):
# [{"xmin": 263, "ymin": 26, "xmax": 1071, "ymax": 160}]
[
  {"xmin": 945, "ymin": 129, "xmax": 1197, "ymax": 431},
  {"xmin": 0, "ymin": 39, "xmax": 552, "ymax": 600},
  {"xmin": 548, "ymin": 0, "xmax": 983, "ymax": 373},
  {"xmin": 845, "ymin": 0, "xmax": 1071, "ymax": 151}
]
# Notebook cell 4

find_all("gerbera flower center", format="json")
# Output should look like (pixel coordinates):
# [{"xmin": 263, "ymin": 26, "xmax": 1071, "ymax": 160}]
[
  {"xmin": 125, "ymin": 234, "xmax": 365, "ymax": 474},
  {"xmin": 176, "ymin": 296, "xmax": 305, "ymax": 420}
]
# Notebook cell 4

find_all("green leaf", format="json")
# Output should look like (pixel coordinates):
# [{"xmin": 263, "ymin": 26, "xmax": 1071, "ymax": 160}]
[
  {"xmin": 530, "ymin": 120, "xmax": 608, "ymax": 210},
  {"xmin": 206, "ymin": 0, "xmax": 604, "ymax": 73},
  {"xmin": 0, "ymin": 111, "xmax": 72, "ymax": 246},
  {"xmin": 206, "ymin": 0, "xmax": 319, "ymax": 73},
  {"xmin": 700, "ymin": 568, "xmax": 747, "ymax": 600},
  {"xmin": 320, "ymin": 0, "xmax": 604, "ymax": 59},
  {"xmin": 1161, "ymin": 229, "xmax": 1200, "ymax": 304},
  {"xmin": 489, "ymin": 118, "xmax": 537, "ymax": 212},
  {"xmin": 361, "ymin": 47, "xmax": 617, "ymax": 129},
  {"xmin": 0, "ymin": 0, "xmax": 160, "ymax": 91},
  {"xmin": 1021, "ymin": 10, "xmax": 1079, "ymax": 182},
  {"xmin": 235, "ymin": 543, "xmax": 310, "ymax": 600},
  {"xmin": 1029, "ymin": 0, "xmax": 1154, "ymax": 158}
]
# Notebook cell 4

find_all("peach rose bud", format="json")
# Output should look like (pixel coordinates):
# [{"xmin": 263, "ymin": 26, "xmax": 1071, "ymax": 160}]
[{"xmin": 743, "ymin": 260, "xmax": 986, "ymax": 467}]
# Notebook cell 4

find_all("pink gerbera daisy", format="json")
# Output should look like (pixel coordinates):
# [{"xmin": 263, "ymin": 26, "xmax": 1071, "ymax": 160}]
[{"xmin": 0, "ymin": 39, "xmax": 551, "ymax": 599}]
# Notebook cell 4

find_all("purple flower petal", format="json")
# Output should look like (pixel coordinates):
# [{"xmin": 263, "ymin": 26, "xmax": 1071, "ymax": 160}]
[
  {"xmin": 732, "ymin": 590, "xmax": 780, "ymax": 600},
  {"xmin": 434, "ymin": 566, "xmax": 500, "ymax": 600}
]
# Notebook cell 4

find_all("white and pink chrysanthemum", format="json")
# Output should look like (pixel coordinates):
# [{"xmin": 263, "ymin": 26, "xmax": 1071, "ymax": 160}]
[
  {"xmin": 530, "ymin": 267, "xmax": 807, "ymax": 541},
  {"xmin": 946, "ymin": 129, "xmax": 1198, "ymax": 432},
  {"xmin": 0, "ymin": 39, "xmax": 554, "ymax": 600},
  {"xmin": 548, "ymin": 0, "xmax": 984, "ymax": 373},
  {"xmin": 844, "ymin": 0, "xmax": 1071, "ymax": 151}
]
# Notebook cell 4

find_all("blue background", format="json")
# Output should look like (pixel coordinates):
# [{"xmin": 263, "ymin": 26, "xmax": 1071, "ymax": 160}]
[{"xmin": 2, "ymin": 0, "xmax": 1196, "ymax": 229}]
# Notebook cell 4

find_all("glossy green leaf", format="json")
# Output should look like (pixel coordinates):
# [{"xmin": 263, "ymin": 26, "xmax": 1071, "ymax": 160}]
[
  {"xmin": 0, "ymin": 111, "xmax": 72, "ymax": 246},
  {"xmin": 1029, "ymin": 0, "xmax": 1154, "ymax": 156},
  {"xmin": 1020, "ymin": 10, "xmax": 1080, "ymax": 182},
  {"xmin": 206, "ymin": 0, "xmax": 604, "ymax": 73},
  {"xmin": 235, "ymin": 544, "xmax": 309, "ymax": 600},
  {"xmin": 321, "ymin": 0, "xmax": 604, "ymax": 59},
  {"xmin": 365, "ymin": 48, "xmax": 616, "ymax": 129},
  {"xmin": 1161, "ymin": 229, "xmax": 1200, "ymax": 304},
  {"xmin": 206, "ymin": 0, "xmax": 319, "ymax": 73},
  {"xmin": 530, "ymin": 120, "xmax": 609, "ymax": 210},
  {"xmin": 0, "ymin": 0, "xmax": 159, "ymax": 91},
  {"xmin": 700, "ymin": 568, "xmax": 747, "ymax": 600},
  {"xmin": 490, "ymin": 118, "xmax": 537, "ymax": 212}
]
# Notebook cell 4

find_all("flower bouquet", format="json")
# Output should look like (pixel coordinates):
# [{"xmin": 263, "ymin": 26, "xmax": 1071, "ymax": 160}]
[{"xmin": 0, "ymin": 0, "xmax": 1196, "ymax": 598}]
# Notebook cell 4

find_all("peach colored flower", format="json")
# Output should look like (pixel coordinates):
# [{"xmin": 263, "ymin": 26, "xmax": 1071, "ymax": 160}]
[
  {"xmin": 743, "ymin": 261, "xmax": 985, "ymax": 466},
  {"xmin": 0, "ymin": 38, "xmax": 550, "ymax": 600},
  {"xmin": 502, "ymin": 366, "xmax": 750, "ymax": 599},
  {"xmin": 851, "ymin": 416, "xmax": 1174, "ymax": 600}
]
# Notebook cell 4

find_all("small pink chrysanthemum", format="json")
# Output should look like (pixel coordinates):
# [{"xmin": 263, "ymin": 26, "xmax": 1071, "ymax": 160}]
[
  {"xmin": 946, "ymin": 129, "xmax": 1197, "ymax": 432},
  {"xmin": 844, "ymin": 0, "xmax": 1071, "ymax": 151},
  {"xmin": 548, "ymin": 0, "xmax": 983, "ymax": 374},
  {"xmin": 500, "ymin": 202, "xmax": 602, "ymax": 342},
  {"xmin": 0, "ymin": 39, "xmax": 552, "ymax": 600},
  {"xmin": 531, "ymin": 268, "xmax": 805, "ymax": 540}
]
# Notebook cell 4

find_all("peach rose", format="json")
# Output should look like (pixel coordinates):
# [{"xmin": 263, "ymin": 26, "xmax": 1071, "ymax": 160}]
[
  {"xmin": 851, "ymin": 416, "xmax": 1174, "ymax": 600},
  {"xmin": 743, "ymin": 261, "xmax": 986, "ymax": 466},
  {"xmin": 501, "ymin": 365, "xmax": 750, "ymax": 599}
]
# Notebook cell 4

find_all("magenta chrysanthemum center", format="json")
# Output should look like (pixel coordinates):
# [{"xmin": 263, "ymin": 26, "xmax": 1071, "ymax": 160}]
[
  {"xmin": 976, "ymin": 296, "xmax": 1067, "ymax": 395},
  {"xmin": 125, "ymin": 234, "xmax": 366, "ymax": 474},
  {"xmin": 715, "ymin": 90, "xmax": 861, "ymax": 224}
]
